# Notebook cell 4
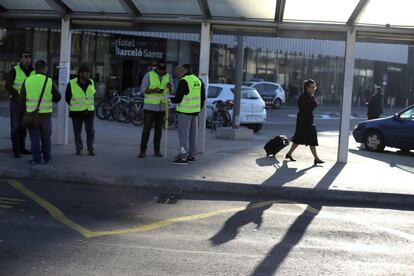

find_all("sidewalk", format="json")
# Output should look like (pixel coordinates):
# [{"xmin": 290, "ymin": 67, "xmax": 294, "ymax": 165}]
[{"xmin": 1, "ymin": 115, "xmax": 413, "ymax": 207}]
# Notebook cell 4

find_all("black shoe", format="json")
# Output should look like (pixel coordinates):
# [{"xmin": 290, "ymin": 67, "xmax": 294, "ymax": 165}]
[
  {"xmin": 172, "ymin": 158, "xmax": 188, "ymax": 165},
  {"xmin": 154, "ymin": 151, "xmax": 163, "ymax": 157},
  {"xmin": 28, "ymin": 160, "xmax": 41, "ymax": 165},
  {"xmin": 138, "ymin": 152, "xmax": 146, "ymax": 158},
  {"xmin": 88, "ymin": 151, "xmax": 96, "ymax": 156},
  {"xmin": 14, "ymin": 153, "xmax": 21, "ymax": 158},
  {"xmin": 187, "ymin": 156, "xmax": 195, "ymax": 162},
  {"xmin": 314, "ymin": 159, "xmax": 325, "ymax": 166},
  {"xmin": 21, "ymin": 148, "xmax": 31, "ymax": 155},
  {"xmin": 285, "ymin": 154, "xmax": 296, "ymax": 161},
  {"xmin": 76, "ymin": 150, "xmax": 82, "ymax": 155}
]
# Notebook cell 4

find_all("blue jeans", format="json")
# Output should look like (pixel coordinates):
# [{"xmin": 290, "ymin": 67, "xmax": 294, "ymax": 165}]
[
  {"xmin": 10, "ymin": 100, "xmax": 27, "ymax": 154},
  {"xmin": 28, "ymin": 116, "xmax": 52, "ymax": 163}
]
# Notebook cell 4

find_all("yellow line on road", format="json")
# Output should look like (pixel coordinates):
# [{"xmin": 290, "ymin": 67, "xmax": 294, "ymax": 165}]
[
  {"xmin": 7, "ymin": 179, "xmax": 95, "ymax": 238},
  {"xmin": 0, "ymin": 204, "xmax": 12, "ymax": 208},
  {"xmin": 0, "ymin": 200, "xmax": 20, "ymax": 205},
  {"xmin": 7, "ymin": 179, "xmax": 288, "ymax": 239},
  {"xmin": 0, "ymin": 197, "xmax": 26, "ymax": 202}
]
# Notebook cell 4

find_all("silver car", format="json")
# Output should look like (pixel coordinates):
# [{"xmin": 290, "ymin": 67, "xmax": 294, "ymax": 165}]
[{"xmin": 243, "ymin": 81, "xmax": 286, "ymax": 109}]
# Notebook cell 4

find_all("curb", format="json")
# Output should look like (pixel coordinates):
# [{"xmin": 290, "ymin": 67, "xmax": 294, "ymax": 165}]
[{"xmin": 2, "ymin": 166, "xmax": 414, "ymax": 208}]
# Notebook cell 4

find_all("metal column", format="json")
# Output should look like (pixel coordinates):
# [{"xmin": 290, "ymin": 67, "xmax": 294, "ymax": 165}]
[
  {"xmin": 198, "ymin": 21, "xmax": 211, "ymax": 153},
  {"xmin": 232, "ymin": 36, "xmax": 244, "ymax": 128},
  {"xmin": 338, "ymin": 29, "xmax": 356, "ymax": 163},
  {"xmin": 56, "ymin": 16, "xmax": 71, "ymax": 145}
]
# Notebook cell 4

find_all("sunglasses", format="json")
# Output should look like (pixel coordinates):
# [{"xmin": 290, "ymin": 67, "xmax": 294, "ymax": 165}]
[{"xmin": 21, "ymin": 55, "xmax": 31, "ymax": 58}]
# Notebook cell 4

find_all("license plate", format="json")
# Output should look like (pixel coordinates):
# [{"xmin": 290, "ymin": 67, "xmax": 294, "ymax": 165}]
[{"xmin": 246, "ymin": 115, "xmax": 260, "ymax": 121}]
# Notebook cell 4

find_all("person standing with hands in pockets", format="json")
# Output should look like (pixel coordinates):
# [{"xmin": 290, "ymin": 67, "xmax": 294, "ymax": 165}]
[
  {"xmin": 65, "ymin": 65, "xmax": 96, "ymax": 156},
  {"xmin": 138, "ymin": 62, "xmax": 172, "ymax": 158},
  {"xmin": 285, "ymin": 79, "xmax": 324, "ymax": 166}
]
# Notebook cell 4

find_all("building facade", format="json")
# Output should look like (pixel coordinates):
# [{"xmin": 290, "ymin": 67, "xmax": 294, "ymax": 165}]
[{"xmin": 1, "ymin": 28, "xmax": 413, "ymax": 107}]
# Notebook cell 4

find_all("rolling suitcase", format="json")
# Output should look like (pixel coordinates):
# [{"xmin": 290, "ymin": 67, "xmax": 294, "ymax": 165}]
[{"xmin": 264, "ymin": 135, "xmax": 292, "ymax": 157}]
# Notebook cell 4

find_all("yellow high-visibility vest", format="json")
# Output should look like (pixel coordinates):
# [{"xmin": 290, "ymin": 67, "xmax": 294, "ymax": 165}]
[
  {"xmin": 144, "ymin": 71, "xmax": 170, "ymax": 106},
  {"xmin": 69, "ymin": 78, "xmax": 96, "ymax": 111},
  {"xmin": 12, "ymin": 65, "xmax": 35, "ymax": 94},
  {"xmin": 24, "ymin": 74, "xmax": 53, "ymax": 114},
  {"xmin": 176, "ymin": 75, "xmax": 201, "ymax": 113}
]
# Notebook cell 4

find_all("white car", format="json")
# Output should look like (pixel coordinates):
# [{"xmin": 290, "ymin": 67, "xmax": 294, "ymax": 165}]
[
  {"xmin": 207, "ymin": 83, "xmax": 266, "ymax": 132},
  {"xmin": 242, "ymin": 81, "xmax": 286, "ymax": 109}
]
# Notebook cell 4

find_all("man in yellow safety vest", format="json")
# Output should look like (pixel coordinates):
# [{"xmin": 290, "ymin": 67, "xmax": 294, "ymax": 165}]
[
  {"xmin": 170, "ymin": 65, "xmax": 205, "ymax": 165},
  {"xmin": 4, "ymin": 50, "xmax": 35, "ymax": 158},
  {"xmin": 18, "ymin": 60, "xmax": 61, "ymax": 164},
  {"xmin": 138, "ymin": 62, "xmax": 172, "ymax": 158},
  {"xmin": 65, "ymin": 65, "xmax": 96, "ymax": 156}
]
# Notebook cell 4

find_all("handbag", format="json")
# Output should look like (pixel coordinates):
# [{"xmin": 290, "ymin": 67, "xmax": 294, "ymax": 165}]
[{"xmin": 22, "ymin": 77, "xmax": 48, "ymax": 128}]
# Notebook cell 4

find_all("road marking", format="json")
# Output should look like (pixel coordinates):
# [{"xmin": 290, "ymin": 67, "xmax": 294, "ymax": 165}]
[
  {"xmin": 6, "ymin": 179, "xmax": 287, "ymax": 239},
  {"xmin": 7, "ymin": 179, "xmax": 95, "ymax": 238},
  {"xmin": 0, "ymin": 196, "xmax": 26, "ymax": 202},
  {"xmin": 8, "ymin": 179, "xmax": 414, "ymax": 242},
  {"xmin": 0, "ymin": 196, "xmax": 26, "ymax": 209}
]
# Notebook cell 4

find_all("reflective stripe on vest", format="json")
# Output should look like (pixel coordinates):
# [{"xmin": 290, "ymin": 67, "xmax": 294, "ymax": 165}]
[
  {"xmin": 24, "ymin": 74, "xmax": 53, "ymax": 114},
  {"xmin": 144, "ymin": 71, "xmax": 170, "ymax": 106},
  {"xmin": 69, "ymin": 78, "xmax": 96, "ymax": 111},
  {"xmin": 12, "ymin": 65, "xmax": 35, "ymax": 94},
  {"xmin": 176, "ymin": 75, "xmax": 201, "ymax": 114}
]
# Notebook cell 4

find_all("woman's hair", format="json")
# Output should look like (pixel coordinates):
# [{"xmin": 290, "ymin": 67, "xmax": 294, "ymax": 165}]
[{"xmin": 303, "ymin": 79, "xmax": 316, "ymax": 93}]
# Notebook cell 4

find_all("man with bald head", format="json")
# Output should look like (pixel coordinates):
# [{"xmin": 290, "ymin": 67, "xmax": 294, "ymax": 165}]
[{"xmin": 170, "ymin": 65, "xmax": 205, "ymax": 165}]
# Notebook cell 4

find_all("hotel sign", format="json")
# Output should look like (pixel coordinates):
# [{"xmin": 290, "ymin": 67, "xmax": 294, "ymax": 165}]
[{"xmin": 111, "ymin": 36, "xmax": 166, "ymax": 60}]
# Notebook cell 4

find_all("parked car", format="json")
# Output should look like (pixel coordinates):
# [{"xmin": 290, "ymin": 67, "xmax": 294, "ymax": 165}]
[
  {"xmin": 242, "ymin": 81, "xmax": 286, "ymax": 109},
  {"xmin": 207, "ymin": 83, "xmax": 266, "ymax": 132},
  {"xmin": 353, "ymin": 104, "xmax": 414, "ymax": 152}
]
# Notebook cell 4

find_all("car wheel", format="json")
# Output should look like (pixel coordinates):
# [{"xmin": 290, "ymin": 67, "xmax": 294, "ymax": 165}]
[
  {"xmin": 364, "ymin": 130, "xmax": 385, "ymax": 152},
  {"xmin": 246, "ymin": 124, "xmax": 263, "ymax": 133},
  {"xmin": 273, "ymin": 99, "xmax": 282, "ymax": 109}
]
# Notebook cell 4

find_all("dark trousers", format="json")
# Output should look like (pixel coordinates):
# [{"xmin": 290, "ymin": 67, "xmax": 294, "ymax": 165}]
[
  {"xmin": 10, "ymin": 100, "xmax": 27, "ymax": 154},
  {"xmin": 140, "ymin": 110, "xmax": 165, "ymax": 153},
  {"xmin": 72, "ymin": 116, "xmax": 95, "ymax": 152},
  {"xmin": 28, "ymin": 116, "xmax": 52, "ymax": 163}
]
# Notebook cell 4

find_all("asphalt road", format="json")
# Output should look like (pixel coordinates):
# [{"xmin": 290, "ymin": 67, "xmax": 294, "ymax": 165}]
[{"xmin": 1, "ymin": 179, "xmax": 413, "ymax": 275}]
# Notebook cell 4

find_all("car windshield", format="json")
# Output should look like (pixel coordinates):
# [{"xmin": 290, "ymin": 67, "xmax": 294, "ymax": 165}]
[
  {"xmin": 231, "ymin": 87, "xmax": 261, "ymax": 99},
  {"xmin": 399, "ymin": 106, "xmax": 414, "ymax": 121}
]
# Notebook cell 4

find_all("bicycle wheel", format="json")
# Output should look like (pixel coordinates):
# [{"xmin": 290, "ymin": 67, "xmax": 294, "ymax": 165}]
[
  {"xmin": 130, "ymin": 103, "xmax": 144, "ymax": 126},
  {"xmin": 95, "ymin": 100, "xmax": 107, "ymax": 120},
  {"xmin": 101, "ymin": 100, "xmax": 115, "ymax": 120}
]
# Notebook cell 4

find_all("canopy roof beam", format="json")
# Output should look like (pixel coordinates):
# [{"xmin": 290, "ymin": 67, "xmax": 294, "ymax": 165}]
[
  {"xmin": 274, "ymin": 0, "xmax": 286, "ymax": 23},
  {"xmin": 118, "ymin": 0, "xmax": 142, "ymax": 18},
  {"xmin": 44, "ymin": 0, "xmax": 72, "ymax": 15},
  {"xmin": 198, "ymin": 0, "xmax": 212, "ymax": 20},
  {"xmin": 347, "ymin": 0, "xmax": 370, "ymax": 26}
]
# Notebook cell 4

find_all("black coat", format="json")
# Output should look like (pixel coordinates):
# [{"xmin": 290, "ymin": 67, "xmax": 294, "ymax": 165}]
[
  {"xmin": 367, "ymin": 93, "xmax": 383, "ymax": 119},
  {"xmin": 292, "ymin": 92, "xmax": 318, "ymax": 146}
]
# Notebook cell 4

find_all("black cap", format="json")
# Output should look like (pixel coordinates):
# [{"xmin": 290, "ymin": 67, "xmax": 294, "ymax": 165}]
[
  {"xmin": 78, "ymin": 65, "xmax": 91, "ymax": 73},
  {"xmin": 157, "ymin": 63, "xmax": 166, "ymax": 70}
]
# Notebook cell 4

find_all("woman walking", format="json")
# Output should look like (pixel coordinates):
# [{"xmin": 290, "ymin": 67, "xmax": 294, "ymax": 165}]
[{"xmin": 285, "ymin": 79, "xmax": 324, "ymax": 166}]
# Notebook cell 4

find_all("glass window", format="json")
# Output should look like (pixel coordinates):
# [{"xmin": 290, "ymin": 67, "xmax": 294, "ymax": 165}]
[
  {"xmin": 400, "ymin": 107, "xmax": 414, "ymax": 121},
  {"xmin": 208, "ymin": 86, "xmax": 222, "ymax": 98},
  {"xmin": 81, "ymin": 33, "xmax": 96, "ymax": 63},
  {"xmin": 32, "ymin": 29, "xmax": 48, "ymax": 61},
  {"xmin": 231, "ymin": 88, "xmax": 261, "ymax": 99},
  {"xmin": 253, "ymin": 83, "xmax": 265, "ymax": 93}
]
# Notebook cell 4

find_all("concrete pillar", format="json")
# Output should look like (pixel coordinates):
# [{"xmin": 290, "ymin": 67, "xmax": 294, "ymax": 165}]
[
  {"xmin": 198, "ymin": 21, "xmax": 211, "ymax": 153},
  {"xmin": 232, "ymin": 36, "xmax": 244, "ymax": 128},
  {"xmin": 56, "ymin": 17, "xmax": 71, "ymax": 145},
  {"xmin": 338, "ymin": 29, "xmax": 356, "ymax": 163}
]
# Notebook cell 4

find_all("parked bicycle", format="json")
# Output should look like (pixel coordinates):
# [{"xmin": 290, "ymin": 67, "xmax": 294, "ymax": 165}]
[{"xmin": 208, "ymin": 100, "xmax": 232, "ymax": 132}]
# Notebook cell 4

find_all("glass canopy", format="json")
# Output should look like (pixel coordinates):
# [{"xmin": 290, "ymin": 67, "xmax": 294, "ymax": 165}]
[{"xmin": 2, "ymin": 0, "xmax": 414, "ymax": 31}]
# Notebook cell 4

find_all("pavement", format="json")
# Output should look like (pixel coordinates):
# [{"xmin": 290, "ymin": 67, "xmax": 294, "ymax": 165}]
[{"xmin": 0, "ymin": 103, "xmax": 413, "ymax": 207}]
